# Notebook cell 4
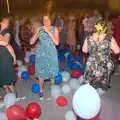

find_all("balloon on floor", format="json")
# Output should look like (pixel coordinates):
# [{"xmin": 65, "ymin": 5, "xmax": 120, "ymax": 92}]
[
  {"xmin": 51, "ymin": 85, "xmax": 62, "ymax": 99},
  {"xmin": 65, "ymin": 110, "xmax": 77, "ymax": 120},
  {"xmin": 21, "ymin": 71, "xmax": 30, "ymax": 81},
  {"xmin": 16, "ymin": 60, "xmax": 23, "ymax": 66},
  {"xmin": 6, "ymin": 104, "xmax": 27, "ymax": 120},
  {"xmin": 62, "ymin": 84, "xmax": 71, "ymax": 94},
  {"xmin": 61, "ymin": 71, "xmax": 71, "ymax": 82},
  {"xmin": 29, "ymin": 54, "xmax": 35, "ymax": 64},
  {"xmin": 4, "ymin": 93, "xmax": 17, "ymax": 108},
  {"xmin": 73, "ymin": 84, "xmax": 101, "ymax": 119},
  {"xmin": 55, "ymin": 74, "xmax": 62, "ymax": 85},
  {"xmin": 0, "ymin": 113, "xmax": 7, "ymax": 120},
  {"xmin": 18, "ymin": 65, "xmax": 27, "ymax": 72},
  {"xmin": 69, "ymin": 78, "xmax": 80, "ymax": 90},
  {"xmin": 31, "ymin": 84, "xmax": 40, "ymax": 94},
  {"xmin": 56, "ymin": 96, "xmax": 68, "ymax": 107},
  {"xmin": 72, "ymin": 69, "xmax": 82, "ymax": 78},
  {"xmin": 28, "ymin": 64, "xmax": 35, "ymax": 75},
  {"xmin": 26, "ymin": 102, "xmax": 41, "ymax": 119}
]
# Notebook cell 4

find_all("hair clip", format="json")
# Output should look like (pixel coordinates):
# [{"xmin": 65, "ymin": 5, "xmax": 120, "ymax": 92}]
[{"xmin": 95, "ymin": 23, "xmax": 103, "ymax": 32}]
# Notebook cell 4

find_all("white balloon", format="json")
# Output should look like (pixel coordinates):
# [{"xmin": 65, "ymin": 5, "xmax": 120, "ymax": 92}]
[
  {"xmin": 77, "ymin": 75, "xmax": 85, "ymax": 85},
  {"xmin": 73, "ymin": 84, "xmax": 101, "ymax": 119},
  {"xmin": 24, "ymin": 57, "xmax": 29, "ymax": 63},
  {"xmin": 61, "ymin": 71, "xmax": 71, "ymax": 82},
  {"xmin": 64, "ymin": 53, "xmax": 71, "ymax": 58},
  {"xmin": 0, "ymin": 113, "xmax": 7, "ymax": 120},
  {"xmin": 18, "ymin": 71, "xmax": 22, "ymax": 78},
  {"xmin": 16, "ymin": 60, "xmax": 23, "ymax": 66},
  {"xmin": 62, "ymin": 84, "xmax": 71, "ymax": 94},
  {"xmin": 97, "ymin": 88, "xmax": 106, "ymax": 96},
  {"xmin": 25, "ymin": 51, "xmax": 31, "ymax": 58},
  {"xmin": 65, "ymin": 110, "xmax": 77, "ymax": 120},
  {"xmin": 69, "ymin": 78, "xmax": 80, "ymax": 90},
  {"xmin": 18, "ymin": 65, "xmax": 27, "ymax": 72},
  {"xmin": 4, "ymin": 93, "xmax": 17, "ymax": 108},
  {"xmin": 51, "ymin": 85, "xmax": 62, "ymax": 99}
]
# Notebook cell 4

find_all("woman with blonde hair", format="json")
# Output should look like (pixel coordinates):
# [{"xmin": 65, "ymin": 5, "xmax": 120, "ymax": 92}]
[
  {"xmin": 30, "ymin": 13, "xmax": 59, "ymax": 99},
  {"xmin": 82, "ymin": 18, "xmax": 119, "ymax": 91}
]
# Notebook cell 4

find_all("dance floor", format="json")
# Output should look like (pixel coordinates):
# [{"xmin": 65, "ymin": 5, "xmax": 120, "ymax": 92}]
[{"xmin": 0, "ymin": 64, "xmax": 120, "ymax": 120}]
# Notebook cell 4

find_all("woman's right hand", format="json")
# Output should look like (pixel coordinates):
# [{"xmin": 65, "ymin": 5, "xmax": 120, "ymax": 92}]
[
  {"xmin": 13, "ymin": 58, "xmax": 16, "ymax": 65},
  {"xmin": 0, "ymin": 41, "xmax": 8, "ymax": 46}
]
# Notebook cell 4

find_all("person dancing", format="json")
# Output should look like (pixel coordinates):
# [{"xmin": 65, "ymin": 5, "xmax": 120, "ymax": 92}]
[
  {"xmin": 0, "ymin": 16, "xmax": 17, "ymax": 100},
  {"xmin": 30, "ymin": 13, "xmax": 59, "ymax": 99},
  {"xmin": 82, "ymin": 18, "xmax": 120, "ymax": 91}
]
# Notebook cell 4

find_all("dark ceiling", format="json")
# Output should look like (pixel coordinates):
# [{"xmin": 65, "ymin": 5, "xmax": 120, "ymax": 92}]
[{"xmin": 0, "ymin": 0, "xmax": 108, "ymax": 12}]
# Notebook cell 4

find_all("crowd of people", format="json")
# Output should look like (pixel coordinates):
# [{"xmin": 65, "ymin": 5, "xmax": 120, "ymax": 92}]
[{"xmin": 0, "ymin": 9, "xmax": 120, "ymax": 100}]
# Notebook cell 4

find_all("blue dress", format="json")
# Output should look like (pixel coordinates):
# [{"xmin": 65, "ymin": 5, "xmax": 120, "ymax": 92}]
[{"xmin": 35, "ymin": 26, "xmax": 59, "ymax": 80}]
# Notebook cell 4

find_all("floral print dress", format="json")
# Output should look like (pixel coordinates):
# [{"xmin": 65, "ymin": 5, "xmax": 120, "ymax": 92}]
[{"xmin": 84, "ymin": 35, "xmax": 114, "ymax": 91}]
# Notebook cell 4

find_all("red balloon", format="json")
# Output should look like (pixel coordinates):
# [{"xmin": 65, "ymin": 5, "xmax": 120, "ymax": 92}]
[
  {"xmin": 26, "ymin": 102, "xmax": 41, "ymax": 119},
  {"xmin": 73, "ymin": 51, "xmax": 79, "ymax": 58},
  {"xmin": 6, "ymin": 104, "xmax": 27, "ymax": 120},
  {"xmin": 56, "ymin": 96, "xmax": 67, "ymax": 107},
  {"xmin": 16, "ymin": 73, "xmax": 18, "ymax": 81},
  {"xmin": 14, "ymin": 64, "xmax": 18, "ymax": 72},
  {"xmin": 91, "ymin": 113, "xmax": 101, "ymax": 120},
  {"xmin": 28, "ymin": 64, "xmax": 35, "ymax": 75},
  {"xmin": 72, "ymin": 69, "xmax": 82, "ymax": 78}
]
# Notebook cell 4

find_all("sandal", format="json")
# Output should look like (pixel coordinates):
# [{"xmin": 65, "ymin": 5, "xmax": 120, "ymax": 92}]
[{"xmin": 38, "ymin": 92, "xmax": 44, "ymax": 100}]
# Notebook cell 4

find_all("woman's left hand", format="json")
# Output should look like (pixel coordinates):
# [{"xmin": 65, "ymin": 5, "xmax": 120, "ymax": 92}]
[{"xmin": 43, "ymin": 27, "xmax": 50, "ymax": 33}]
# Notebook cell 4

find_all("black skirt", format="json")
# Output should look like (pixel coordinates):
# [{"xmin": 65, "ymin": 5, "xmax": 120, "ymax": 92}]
[{"xmin": 0, "ymin": 46, "xmax": 15, "ymax": 86}]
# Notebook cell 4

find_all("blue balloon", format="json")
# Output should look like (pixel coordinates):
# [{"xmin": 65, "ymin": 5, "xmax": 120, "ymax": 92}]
[
  {"xmin": 29, "ymin": 55, "xmax": 35, "ymax": 64},
  {"xmin": 67, "ymin": 54, "xmax": 75, "ymax": 62},
  {"xmin": 65, "ymin": 48, "xmax": 71, "ymax": 53},
  {"xmin": 32, "ymin": 84, "xmax": 40, "ymax": 94},
  {"xmin": 81, "ymin": 64, "xmax": 86, "ymax": 74},
  {"xmin": 81, "ymin": 68, "xmax": 85, "ymax": 74},
  {"xmin": 67, "ymin": 60, "xmax": 74, "ymax": 69},
  {"xmin": 83, "ymin": 64, "xmax": 86, "ymax": 68},
  {"xmin": 77, "ymin": 56, "xmax": 83, "ymax": 63},
  {"xmin": 55, "ymin": 74, "xmax": 62, "ymax": 85},
  {"xmin": 71, "ymin": 63, "xmax": 81, "ymax": 70},
  {"xmin": 21, "ymin": 71, "xmax": 30, "ymax": 81},
  {"xmin": 58, "ymin": 53, "xmax": 65, "ymax": 62},
  {"xmin": 59, "ymin": 68, "xmax": 64, "ymax": 73}
]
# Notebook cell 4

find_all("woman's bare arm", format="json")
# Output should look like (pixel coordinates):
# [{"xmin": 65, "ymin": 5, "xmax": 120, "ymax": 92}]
[
  {"xmin": 82, "ymin": 39, "xmax": 88, "ymax": 53},
  {"xmin": 47, "ymin": 27, "xmax": 59, "ymax": 45},
  {"xmin": 30, "ymin": 28, "xmax": 40, "ymax": 45},
  {"xmin": 111, "ymin": 37, "xmax": 120, "ymax": 54}
]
